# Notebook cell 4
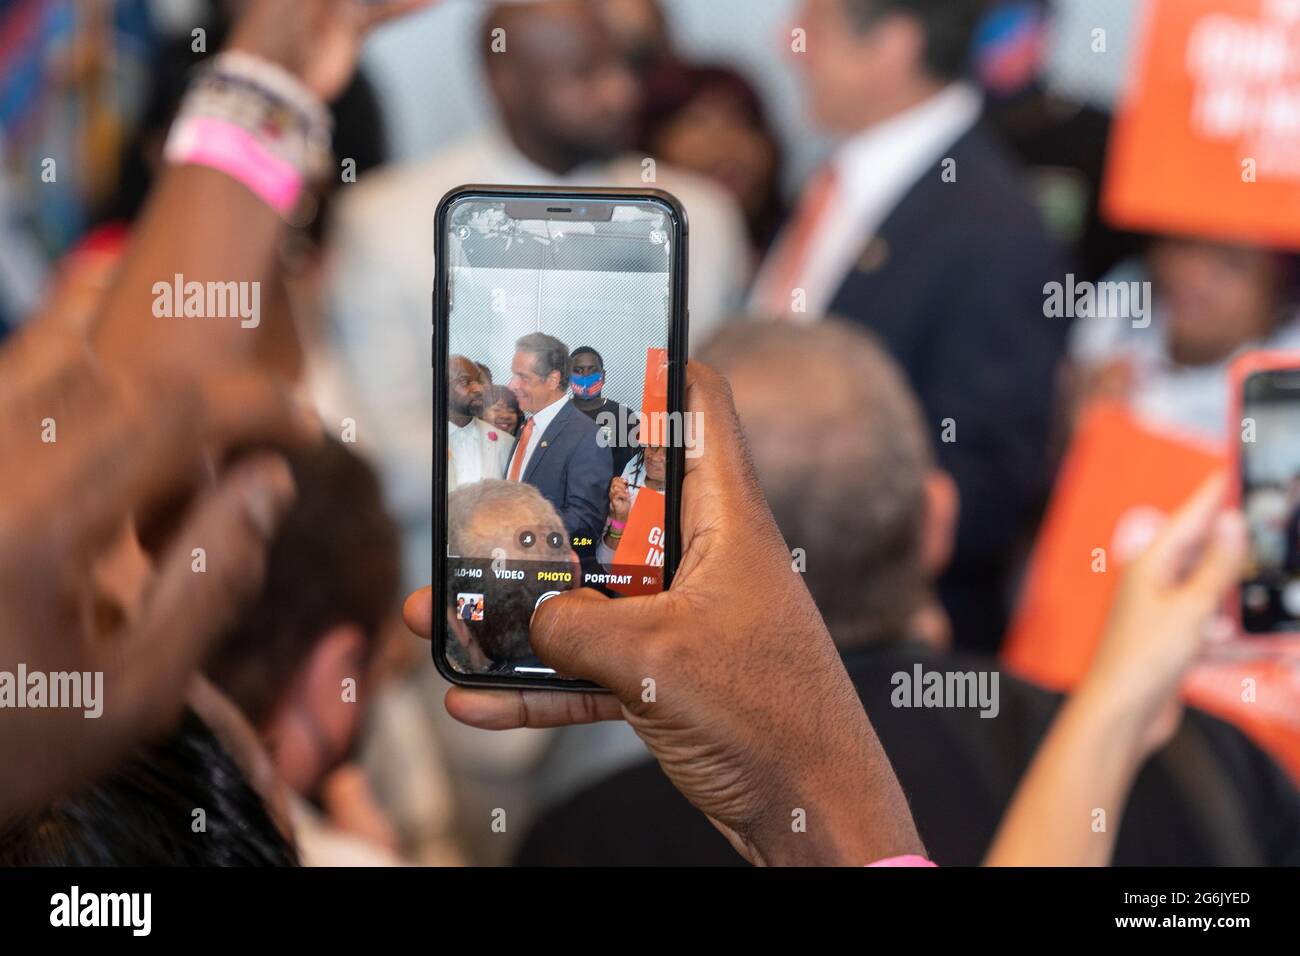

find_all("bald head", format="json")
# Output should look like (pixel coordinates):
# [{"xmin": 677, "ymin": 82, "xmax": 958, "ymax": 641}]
[
  {"xmin": 449, "ymin": 354, "xmax": 485, "ymax": 424},
  {"xmin": 481, "ymin": 0, "xmax": 596, "ymax": 59},
  {"xmin": 594, "ymin": 0, "xmax": 671, "ymax": 68},
  {"xmin": 480, "ymin": 0, "xmax": 640, "ymax": 173},
  {"xmin": 697, "ymin": 321, "xmax": 936, "ymax": 647}
]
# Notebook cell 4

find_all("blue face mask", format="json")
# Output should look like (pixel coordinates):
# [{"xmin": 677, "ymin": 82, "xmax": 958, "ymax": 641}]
[{"xmin": 572, "ymin": 371, "xmax": 605, "ymax": 400}]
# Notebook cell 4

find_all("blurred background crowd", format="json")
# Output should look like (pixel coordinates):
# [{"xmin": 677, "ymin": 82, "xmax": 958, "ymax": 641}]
[{"xmin": 2, "ymin": 0, "xmax": 1300, "ymax": 867}]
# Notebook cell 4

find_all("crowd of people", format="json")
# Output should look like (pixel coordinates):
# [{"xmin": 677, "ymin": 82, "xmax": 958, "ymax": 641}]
[{"xmin": 1, "ymin": 0, "xmax": 1298, "ymax": 868}]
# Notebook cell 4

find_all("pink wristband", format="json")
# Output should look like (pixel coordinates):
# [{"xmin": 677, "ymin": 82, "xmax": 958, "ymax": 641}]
[
  {"xmin": 609, "ymin": 518, "xmax": 628, "ymax": 531},
  {"xmin": 164, "ymin": 115, "xmax": 304, "ymax": 216},
  {"xmin": 867, "ymin": 855, "xmax": 936, "ymax": 867}
]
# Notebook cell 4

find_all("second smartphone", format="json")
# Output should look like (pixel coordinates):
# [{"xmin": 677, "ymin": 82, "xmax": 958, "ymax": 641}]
[
  {"xmin": 1235, "ymin": 353, "xmax": 1300, "ymax": 636},
  {"xmin": 433, "ymin": 185, "xmax": 689, "ymax": 690}
]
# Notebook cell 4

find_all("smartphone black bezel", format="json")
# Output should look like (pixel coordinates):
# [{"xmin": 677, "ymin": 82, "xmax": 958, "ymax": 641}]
[
  {"xmin": 432, "ymin": 184, "xmax": 689, "ymax": 691},
  {"xmin": 1239, "ymin": 367, "xmax": 1300, "ymax": 635}
]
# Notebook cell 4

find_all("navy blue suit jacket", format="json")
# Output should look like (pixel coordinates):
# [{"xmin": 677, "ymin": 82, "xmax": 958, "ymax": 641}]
[
  {"xmin": 514, "ymin": 400, "xmax": 613, "ymax": 555},
  {"xmin": 826, "ymin": 121, "xmax": 1070, "ymax": 652}
]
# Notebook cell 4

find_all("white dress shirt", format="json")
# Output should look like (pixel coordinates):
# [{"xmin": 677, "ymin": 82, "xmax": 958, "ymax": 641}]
[
  {"xmin": 510, "ymin": 392, "xmax": 570, "ymax": 480},
  {"xmin": 752, "ymin": 83, "xmax": 984, "ymax": 321},
  {"xmin": 448, "ymin": 416, "xmax": 515, "ymax": 492}
]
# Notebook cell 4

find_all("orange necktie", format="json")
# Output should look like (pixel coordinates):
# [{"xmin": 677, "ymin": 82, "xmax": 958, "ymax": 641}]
[
  {"xmin": 507, "ymin": 417, "xmax": 536, "ymax": 481},
  {"xmin": 759, "ymin": 165, "xmax": 839, "ymax": 317}
]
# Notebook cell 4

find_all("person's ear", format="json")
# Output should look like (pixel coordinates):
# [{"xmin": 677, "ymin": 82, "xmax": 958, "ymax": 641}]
[
  {"xmin": 922, "ymin": 469, "xmax": 959, "ymax": 577},
  {"xmin": 305, "ymin": 622, "xmax": 367, "ymax": 707},
  {"xmin": 288, "ymin": 624, "xmax": 369, "ymax": 788}
]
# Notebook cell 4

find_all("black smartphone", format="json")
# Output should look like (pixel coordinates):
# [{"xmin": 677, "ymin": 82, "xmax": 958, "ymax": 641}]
[
  {"xmin": 1237, "ymin": 357, "xmax": 1300, "ymax": 635},
  {"xmin": 433, "ymin": 185, "xmax": 688, "ymax": 690}
]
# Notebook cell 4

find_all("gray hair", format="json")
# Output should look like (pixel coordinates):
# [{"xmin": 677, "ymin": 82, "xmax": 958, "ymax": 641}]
[
  {"xmin": 449, "ymin": 479, "xmax": 566, "ymax": 559},
  {"xmin": 697, "ymin": 319, "xmax": 934, "ymax": 649},
  {"xmin": 515, "ymin": 332, "xmax": 571, "ymax": 389},
  {"xmin": 841, "ymin": 0, "xmax": 987, "ymax": 82},
  {"xmin": 446, "ymin": 479, "xmax": 572, "ymax": 667}
]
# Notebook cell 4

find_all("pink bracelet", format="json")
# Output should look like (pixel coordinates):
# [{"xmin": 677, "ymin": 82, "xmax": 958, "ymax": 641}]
[
  {"xmin": 867, "ymin": 855, "xmax": 936, "ymax": 867},
  {"xmin": 164, "ymin": 115, "xmax": 304, "ymax": 217},
  {"xmin": 609, "ymin": 518, "xmax": 628, "ymax": 531}
]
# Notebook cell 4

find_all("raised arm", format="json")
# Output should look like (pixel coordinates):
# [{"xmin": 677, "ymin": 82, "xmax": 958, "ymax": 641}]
[{"xmin": 985, "ymin": 475, "xmax": 1246, "ymax": 866}]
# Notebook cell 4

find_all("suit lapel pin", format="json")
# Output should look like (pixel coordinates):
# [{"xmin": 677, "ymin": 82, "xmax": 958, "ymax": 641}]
[
  {"xmin": 857, "ymin": 237, "xmax": 890, "ymax": 274},
  {"xmin": 540, "ymin": 441, "xmax": 549, "ymax": 449}
]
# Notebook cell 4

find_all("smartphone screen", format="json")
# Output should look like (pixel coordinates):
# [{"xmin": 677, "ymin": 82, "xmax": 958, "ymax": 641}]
[
  {"xmin": 1240, "ymin": 367, "xmax": 1300, "ymax": 633},
  {"xmin": 434, "ymin": 189, "xmax": 686, "ymax": 686}
]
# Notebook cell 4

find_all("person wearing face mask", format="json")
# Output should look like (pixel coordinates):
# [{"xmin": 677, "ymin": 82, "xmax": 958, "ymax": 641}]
[
  {"xmin": 325, "ymin": 0, "xmax": 748, "ymax": 590},
  {"xmin": 570, "ymin": 346, "xmax": 636, "ymax": 477}
]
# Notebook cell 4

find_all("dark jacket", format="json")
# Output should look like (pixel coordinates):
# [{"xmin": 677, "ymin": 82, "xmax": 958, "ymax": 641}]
[
  {"xmin": 512, "ymin": 400, "xmax": 613, "ymax": 557},
  {"xmin": 516, "ymin": 640, "xmax": 1300, "ymax": 866},
  {"xmin": 826, "ymin": 121, "xmax": 1071, "ymax": 652}
]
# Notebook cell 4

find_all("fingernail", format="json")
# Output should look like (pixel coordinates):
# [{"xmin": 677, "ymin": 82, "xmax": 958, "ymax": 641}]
[{"xmin": 244, "ymin": 462, "xmax": 296, "ymax": 539}]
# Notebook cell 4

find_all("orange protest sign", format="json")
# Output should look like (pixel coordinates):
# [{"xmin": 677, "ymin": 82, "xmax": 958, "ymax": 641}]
[
  {"xmin": 1002, "ymin": 402, "xmax": 1224, "ymax": 690},
  {"xmin": 1183, "ymin": 659, "xmax": 1300, "ymax": 782},
  {"xmin": 639, "ymin": 347, "xmax": 669, "ymax": 446},
  {"xmin": 1103, "ymin": 0, "xmax": 1300, "ymax": 249},
  {"xmin": 1003, "ymin": 402, "xmax": 1300, "ymax": 783},
  {"xmin": 609, "ymin": 487, "xmax": 665, "ymax": 596}
]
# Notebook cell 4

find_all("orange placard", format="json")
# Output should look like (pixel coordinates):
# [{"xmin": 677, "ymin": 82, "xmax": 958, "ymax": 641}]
[
  {"xmin": 639, "ymin": 347, "xmax": 669, "ymax": 446},
  {"xmin": 609, "ymin": 487, "xmax": 665, "ymax": 596},
  {"xmin": 1103, "ymin": 0, "xmax": 1300, "ymax": 249},
  {"xmin": 1003, "ymin": 403, "xmax": 1224, "ymax": 689},
  {"xmin": 1183, "ymin": 660, "xmax": 1300, "ymax": 782},
  {"xmin": 1004, "ymin": 402, "xmax": 1300, "ymax": 783}
]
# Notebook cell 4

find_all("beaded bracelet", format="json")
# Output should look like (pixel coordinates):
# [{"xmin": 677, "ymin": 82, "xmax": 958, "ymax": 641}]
[{"xmin": 164, "ymin": 51, "xmax": 332, "ymax": 218}]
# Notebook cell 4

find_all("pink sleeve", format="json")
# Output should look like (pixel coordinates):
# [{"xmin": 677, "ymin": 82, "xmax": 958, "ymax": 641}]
[{"xmin": 867, "ymin": 854, "xmax": 937, "ymax": 867}]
